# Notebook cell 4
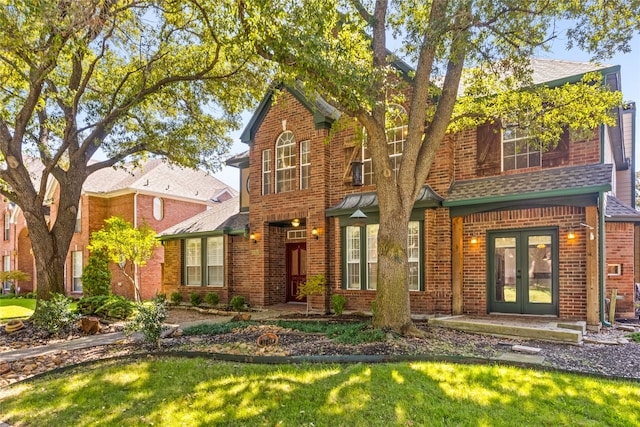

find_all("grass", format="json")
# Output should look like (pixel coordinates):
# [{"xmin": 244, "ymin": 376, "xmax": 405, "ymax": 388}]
[
  {"xmin": 182, "ymin": 320, "xmax": 387, "ymax": 344},
  {"xmin": 0, "ymin": 297, "xmax": 36, "ymax": 322},
  {"xmin": 1, "ymin": 357, "xmax": 639, "ymax": 426},
  {"xmin": 627, "ymin": 332, "xmax": 640, "ymax": 343}
]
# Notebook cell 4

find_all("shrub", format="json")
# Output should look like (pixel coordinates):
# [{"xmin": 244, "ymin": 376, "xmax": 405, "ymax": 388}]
[
  {"xmin": 297, "ymin": 274, "xmax": 326, "ymax": 315},
  {"xmin": 77, "ymin": 295, "xmax": 110, "ymax": 315},
  {"xmin": 230, "ymin": 295, "xmax": 245, "ymax": 312},
  {"xmin": 331, "ymin": 294, "xmax": 347, "ymax": 315},
  {"xmin": 170, "ymin": 291, "xmax": 183, "ymax": 304},
  {"xmin": 627, "ymin": 332, "xmax": 640, "ymax": 343},
  {"xmin": 80, "ymin": 250, "xmax": 112, "ymax": 297},
  {"xmin": 190, "ymin": 292, "xmax": 202, "ymax": 307},
  {"xmin": 205, "ymin": 292, "xmax": 219, "ymax": 306},
  {"xmin": 25, "ymin": 292, "xmax": 36, "ymax": 299},
  {"xmin": 31, "ymin": 293, "xmax": 79, "ymax": 335},
  {"xmin": 154, "ymin": 292, "xmax": 167, "ymax": 304},
  {"xmin": 371, "ymin": 300, "xmax": 377, "ymax": 317},
  {"xmin": 94, "ymin": 295, "xmax": 135, "ymax": 320},
  {"xmin": 125, "ymin": 298, "xmax": 167, "ymax": 346}
]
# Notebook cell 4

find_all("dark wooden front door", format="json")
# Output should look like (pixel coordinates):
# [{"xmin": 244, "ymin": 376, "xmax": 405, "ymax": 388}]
[{"xmin": 286, "ymin": 242, "xmax": 307, "ymax": 302}]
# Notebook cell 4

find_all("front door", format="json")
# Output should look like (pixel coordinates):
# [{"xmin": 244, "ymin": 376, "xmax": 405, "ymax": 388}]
[
  {"xmin": 488, "ymin": 229, "xmax": 558, "ymax": 315},
  {"xmin": 286, "ymin": 242, "xmax": 307, "ymax": 302}
]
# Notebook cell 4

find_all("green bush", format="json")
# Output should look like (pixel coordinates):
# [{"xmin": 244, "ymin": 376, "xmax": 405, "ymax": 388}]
[
  {"xmin": 371, "ymin": 300, "xmax": 377, "ymax": 316},
  {"xmin": 331, "ymin": 294, "xmax": 347, "ymax": 315},
  {"xmin": 125, "ymin": 298, "xmax": 167, "ymax": 346},
  {"xmin": 189, "ymin": 292, "xmax": 202, "ymax": 307},
  {"xmin": 25, "ymin": 291, "xmax": 36, "ymax": 299},
  {"xmin": 205, "ymin": 292, "xmax": 219, "ymax": 306},
  {"xmin": 80, "ymin": 250, "xmax": 112, "ymax": 297},
  {"xmin": 95, "ymin": 295, "xmax": 135, "ymax": 320},
  {"xmin": 170, "ymin": 291, "xmax": 183, "ymax": 304},
  {"xmin": 230, "ymin": 295, "xmax": 245, "ymax": 311},
  {"xmin": 31, "ymin": 293, "xmax": 79, "ymax": 335},
  {"xmin": 77, "ymin": 295, "xmax": 110, "ymax": 315}
]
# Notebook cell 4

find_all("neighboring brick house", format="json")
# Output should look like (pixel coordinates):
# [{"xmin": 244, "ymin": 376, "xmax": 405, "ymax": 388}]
[
  {"xmin": 2, "ymin": 159, "xmax": 237, "ymax": 300},
  {"xmin": 161, "ymin": 59, "xmax": 639, "ymax": 326}
]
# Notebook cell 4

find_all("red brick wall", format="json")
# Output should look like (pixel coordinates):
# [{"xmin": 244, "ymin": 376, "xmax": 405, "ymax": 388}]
[
  {"xmin": 462, "ymin": 206, "xmax": 590, "ymax": 319},
  {"xmin": 605, "ymin": 222, "xmax": 636, "ymax": 318}
]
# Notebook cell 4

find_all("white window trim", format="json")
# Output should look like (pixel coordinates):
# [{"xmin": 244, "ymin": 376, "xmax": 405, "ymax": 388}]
[
  {"xmin": 262, "ymin": 149, "xmax": 272, "ymax": 195},
  {"xmin": 275, "ymin": 131, "xmax": 296, "ymax": 193},
  {"xmin": 300, "ymin": 139, "xmax": 310, "ymax": 190},
  {"xmin": 153, "ymin": 197, "xmax": 164, "ymax": 221},
  {"xmin": 502, "ymin": 125, "xmax": 542, "ymax": 171},
  {"xmin": 185, "ymin": 238, "xmax": 202, "ymax": 286},
  {"xmin": 72, "ymin": 251, "xmax": 83, "ymax": 293},
  {"xmin": 361, "ymin": 104, "xmax": 407, "ymax": 184},
  {"xmin": 207, "ymin": 236, "xmax": 224, "ymax": 287}
]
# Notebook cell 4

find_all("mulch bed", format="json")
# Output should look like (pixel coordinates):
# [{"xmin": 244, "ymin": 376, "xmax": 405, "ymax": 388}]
[{"xmin": 1, "ymin": 312, "xmax": 639, "ymax": 387}]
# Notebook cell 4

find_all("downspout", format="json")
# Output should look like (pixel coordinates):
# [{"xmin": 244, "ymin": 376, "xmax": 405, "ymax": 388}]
[
  {"xmin": 599, "ymin": 123, "xmax": 611, "ymax": 327},
  {"xmin": 133, "ymin": 192, "xmax": 139, "ymax": 301}
]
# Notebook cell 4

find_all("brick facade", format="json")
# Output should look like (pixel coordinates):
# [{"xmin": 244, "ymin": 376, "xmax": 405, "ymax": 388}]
[{"xmin": 215, "ymin": 83, "xmax": 638, "ymax": 324}]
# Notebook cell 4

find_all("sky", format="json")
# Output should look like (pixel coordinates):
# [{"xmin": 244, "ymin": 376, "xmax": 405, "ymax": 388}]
[{"xmin": 213, "ymin": 32, "xmax": 640, "ymax": 190}]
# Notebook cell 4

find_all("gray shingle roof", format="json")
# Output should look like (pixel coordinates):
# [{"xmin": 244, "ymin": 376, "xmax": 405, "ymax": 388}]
[
  {"xmin": 529, "ymin": 58, "xmax": 614, "ymax": 85},
  {"xmin": 326, "ymin": 185, "xmax": 443, "ymax": 216},
  {"xmin": 157, "ymin": 197, "xmax": 241, "ymax": 237},
  {"xmin": 445, "ymin": 163, "xmax": 613, "ymax": 205},
  {"xmin": 606, "ymin": 195, "xmax": 640, "ymax": 222},
  {"xmin": 84, "ymin": 159, "xmax": 237, "ymax": 203}
]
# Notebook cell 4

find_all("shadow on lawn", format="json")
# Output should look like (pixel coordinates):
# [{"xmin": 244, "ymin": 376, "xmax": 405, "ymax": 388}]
[{"xmin": 1, "ymin": 357, "xmax": 639, "ymax": 426}]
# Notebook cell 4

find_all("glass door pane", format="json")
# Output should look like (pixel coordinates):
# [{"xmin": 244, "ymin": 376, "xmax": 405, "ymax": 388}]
[
  {"xmin": 494, "ymin": 237, "xmax": 517, "ymax": 303},
  {"xmin": 527, "ymin": 235, "xmax": 553, "ymax": 304}
]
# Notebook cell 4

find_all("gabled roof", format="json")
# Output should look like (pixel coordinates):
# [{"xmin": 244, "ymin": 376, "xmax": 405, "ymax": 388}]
[
  {"xmin": 240, "ymin": 83, "xmax": 341, "ymax": 145},
  {"xmin": 157, "ymin": 197, "xmax": 244, "ymax": 238},
  {"xmin": 326, "ymin": 185, "xmax": 443, "ymax": 217},
  {"xmin": 444, "ymin": 163, "xmax": 612, "ymax": 207},
  {"xmin": 226, "ymin": 150, "xmax": 249, "ymax": 168},
  {"xmin": 529, "ymin": 58, "xmax": 618, "ymax": 87},
  {"xmin": 606, "ymin": 195, "xmax": 640, "ymax": 222},
  {"xmin": 83, "ymin": 159, "xmax": 237, "ymax": 203}
]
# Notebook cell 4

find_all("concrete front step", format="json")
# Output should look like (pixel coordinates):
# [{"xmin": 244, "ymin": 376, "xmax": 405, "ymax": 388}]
[{"xmin": 429, "ymin": 316, "xmax": 583, "ymax": 345}]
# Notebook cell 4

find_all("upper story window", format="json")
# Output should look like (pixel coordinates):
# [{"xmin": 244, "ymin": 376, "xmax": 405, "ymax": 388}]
[
  {"xmin": 71, "ymin": 250, "xmax": 83, "ymax": 293},
  {"xmin": 361, "ymin": 104, "xmax": 408, "ymax": 185},
  {"xmin": 3, "ymin": 211, "xmax": 10, "ymax": 240},
  {"xmin": 276, "ymin": 131, "xmax": 296, "ymax": 193},
  {"xmin": 74, "ymin": 203, "xmax": 82, "ymax": 233},
  {"xmin": 262, "ymin": 149, "xmax": 272, "ymax": 195},
  {"xmin": 300, "ymin": 140, "xmax": 310, "ymax": 190},
  {"xmin": 153, "ymin": 197, "xmax": 164, "ymax": 220},
  {"xmin": 502, "ymin": 125, "xmax": 541, "ymax": 171}
]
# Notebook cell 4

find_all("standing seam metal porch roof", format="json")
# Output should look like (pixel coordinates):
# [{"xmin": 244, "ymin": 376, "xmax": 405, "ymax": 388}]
[
  {"xmin": 325, "ymin": 185, "xmax": 443, "ymax": 216},
  {"xmin": 443, "ymin": 163, "xmax": 613, "ymax": 207}
]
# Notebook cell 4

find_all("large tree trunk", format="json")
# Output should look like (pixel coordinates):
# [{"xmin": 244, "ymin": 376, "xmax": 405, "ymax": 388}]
[{"xmin": 373, "ymin": 205, "xmax": 412, "ymax": 332}]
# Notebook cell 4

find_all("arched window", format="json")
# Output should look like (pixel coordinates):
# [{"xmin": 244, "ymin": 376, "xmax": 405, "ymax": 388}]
[
  {"xmin": 275, "ymin": 131, "xmax": 296, "ymax": 193},
  {"xmin": 153, "ymin": 197, "xmax": 164, "ymax": 220},
  {"xmin": 361, "ymin": 104, "xmax": 408, "ymax": 184}
]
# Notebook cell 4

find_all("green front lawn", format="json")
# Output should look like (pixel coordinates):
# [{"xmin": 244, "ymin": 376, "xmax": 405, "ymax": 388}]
[
  {"xmin": 1, "ymin": 358, "xmax": 639, "ymax": 426},
  {"xmin": 0, "ymin": 297, "xmax": 36, "ymax": 322}
]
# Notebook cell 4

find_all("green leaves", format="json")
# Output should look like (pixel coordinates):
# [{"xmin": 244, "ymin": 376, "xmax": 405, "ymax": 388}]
[{"xmin": 88, "ymin": 216, "xmax": 158, "ymax": 269}]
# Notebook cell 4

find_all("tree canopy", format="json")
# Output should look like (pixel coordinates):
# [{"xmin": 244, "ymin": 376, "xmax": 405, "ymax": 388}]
[
  {"xmin": 0, "ymin": 0, "xmax": 271, "ymax": 301},
  {"xmin": 238, "ymin": 0, "xmax": 638, "ymax": 333}
]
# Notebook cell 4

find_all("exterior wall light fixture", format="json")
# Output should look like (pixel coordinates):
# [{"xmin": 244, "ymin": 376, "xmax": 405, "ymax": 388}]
[
  {"xmin": 470, "ymin": 236, "xmax": 478, "ymax": 245},
  {"xmin": 312, "ymin": 227, "xmax": 319, "ymax": 240},
  {"xmin": 291, "ymin": 218, "xmax": 301, "ymax": 228},
  {"xmin": 250, "ymin": 232, "xmax": 258, "ymax": 244}
]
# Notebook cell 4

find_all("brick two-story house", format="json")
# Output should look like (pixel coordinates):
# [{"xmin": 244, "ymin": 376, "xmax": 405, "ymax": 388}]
[
  {"xmin": 161, "ymin": 59, "xmax": 639, "ymax": 326},
  {"xmin": 1, "ymin": 159, "xmax": 237, "ymax": 300}
]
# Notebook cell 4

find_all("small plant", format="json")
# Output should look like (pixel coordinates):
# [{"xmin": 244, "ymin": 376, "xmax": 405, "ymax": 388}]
[
  {"xmin": 331, "ymin": 294, "xmax": 347, "ymax": 316},
  {"xmin": 230, "ymin": 295, "xmax": 245, "ymax": 311},
  {"xmin": 205, "ymin": 292, "xmax": 219, "ymax": 306},
  {"xmin": 25, "ymin": 291, "xmax": 36, "ymax": 299},
  {"xmin": 627, "ymin": 332, "xmax": 640, "ymax": 343},
  {"xmin": 371, "ymin": 300, "xmax": 377, "ymax": 317},
  {"xmin": 80, "ymin": 250, "xmax": 112, "ymax": 297},
  {"xmin": 77, "ymin": 295, "xmax": 110, "ymax": 315},
  {"xmin": 31, "ymin": 293, "xmax": 79, "ymax": 335},
  {"xmin": 154, "ymin": 292, "xmax": 167, "ymax": 304},
  {"xmin": 94, "ymin": 295, "xmax": 135, "ymax": 319},
  {"xmin": 170, "ymin": 291, "xmax": 183, "ymax": 305},
  {"xmin": 297, "ymin": 274, "xmax": 326, "ymax": 315},
  {"xmin": 125, "ymin": 297, "xmax": 167, "ymax": 346},
  {"xmin": 190, "ymin": 292, "xmax": 202, "ymax": 307}
]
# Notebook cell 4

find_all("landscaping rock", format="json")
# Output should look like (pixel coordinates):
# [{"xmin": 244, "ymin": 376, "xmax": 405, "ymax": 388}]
[
  {"xmin": 80, "ymin": 317, "xmax": 102, "ymax": 335},
  {"xmin": 617, "ymin": 325, "xmax": 637, "ymax": 332},
  {"xmin": 231, "ymin": 313, "xmax": 252, "ymax": 322},
  {"xmin": 0, "ymin": 361, "xmax": 9, "ymax": 375}
]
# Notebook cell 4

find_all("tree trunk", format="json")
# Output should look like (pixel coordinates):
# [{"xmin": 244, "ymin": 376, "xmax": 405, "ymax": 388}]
[{"xmin": 373, "ymin": 208, "xmax": 413, "ymax": 332}]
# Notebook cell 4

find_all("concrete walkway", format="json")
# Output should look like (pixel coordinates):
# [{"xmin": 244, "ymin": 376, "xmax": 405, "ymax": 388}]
[{"xmin": 0, "ymin": 307, "xmax": 297, "ymax": 363}]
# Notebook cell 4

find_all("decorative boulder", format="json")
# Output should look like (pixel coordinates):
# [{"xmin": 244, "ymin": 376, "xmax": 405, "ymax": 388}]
[
  {"xmin": 231, "ymin": 313, "xmax": 252, "ymax": 322},
  {"xmin": 80, "ymin": 316, "xmax": 102, "ymax": 335}
]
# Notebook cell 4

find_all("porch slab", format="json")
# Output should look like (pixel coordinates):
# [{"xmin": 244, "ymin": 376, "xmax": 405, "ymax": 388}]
[{"xmin": 429, "ymin": 316, "xmax": 583, "ymax": 345}]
